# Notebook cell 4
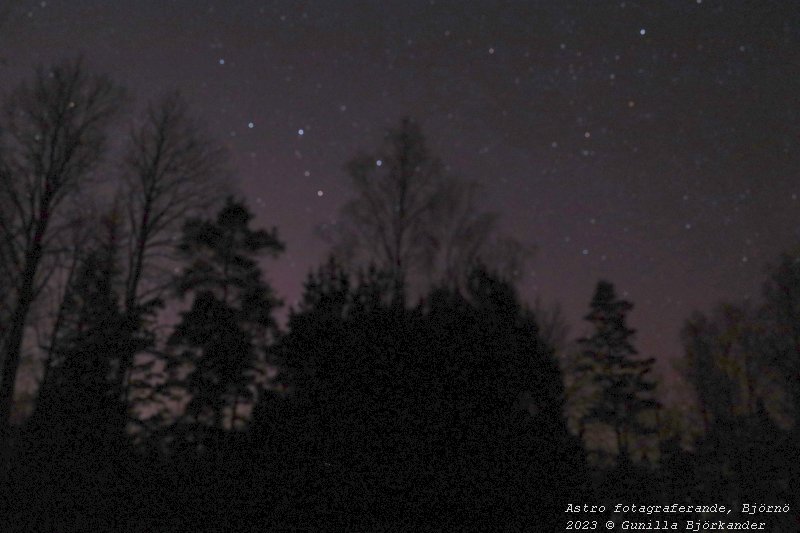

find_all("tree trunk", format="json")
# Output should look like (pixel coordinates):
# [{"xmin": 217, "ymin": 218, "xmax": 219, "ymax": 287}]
[
  {"xmin": 615, "ymin": 423, "xmax": 626, "ymax": 458},
  {"xmin": 0, "ymin": 199, "xmax": 49, "ymax": 449}
]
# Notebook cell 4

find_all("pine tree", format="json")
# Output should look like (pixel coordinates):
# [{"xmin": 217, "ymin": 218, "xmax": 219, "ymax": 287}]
[
  {"xmin": 167, "ymin": 197, "xmax": 283, "ymax": 445},
  {"xmin": 577, "ymin": 280, "xmax": 661, "ymax": 459}
]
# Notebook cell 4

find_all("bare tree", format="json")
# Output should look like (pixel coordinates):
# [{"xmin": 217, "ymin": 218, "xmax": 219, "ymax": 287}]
[
  {"xmin": 426, "ymin": 178, "xmax": 497, "ymax": 291},
  {"xmin": 679, "ymin": 306, "xmax": 758, "ymax": 435},
  {"xmin": 328, "ymin": 117, "xmax": 446, "ymax": 306},
  {"xmin": 0, "ymin": 57, "xmax": 125, "ymax": 445},
  {"xmin": 121, "ymin": 91, "xmax": 228, "ymax": 315},
  {"xmin": 326, "ymin": 117, "xmax": 531, "ymax": 304},
  {"xmin": 118, "ymin": 91, "xmax": 229, "ymax": 406}
]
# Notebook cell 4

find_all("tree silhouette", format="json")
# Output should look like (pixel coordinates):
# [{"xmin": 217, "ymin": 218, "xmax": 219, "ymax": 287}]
[
  {"xmin": 258, "ymin": 262, "xmax": 587, "ymax": 529},
  {"xmin": 326, "ymin": 117, "xmax": 446, "ymax": 307},
  {"xmin": 418, "ymin": 267, "xmax": 587, "ymax": 529},
  {"xmin": 679, "ymin": 304, "xmax": 765, "ymax": 437},
  {"xmin": 165, "ymin": 197, "xmax": 283, "ymax": 449},
  {"xmin": 325, "ymin": 117, "xmax": 531, "ymax": 307},
  {"xmin": 672, "ymin": 250, "xmax": 800, "ymax": 527},
  {"xmin": 121, "ymin": 90, "xmax": 229, "ymax": 315},
  {"xmin": 12, "ymin": 212, "xmax": 156, "ymax": 531},
  {"xmin": 31, "ymin": 216, "xmax": 134, "ymax": 446},
  {"xmin": 577, "ymin": 280, "xmax": 660, "ymax": 459},
  {"xmin": 760, "ymin": 249, "xmax": 800, "ymax": 435},
  {"xmin": 0, "ymin": 57, "xmax": 125, "ymax": 447},
  {"xmin": 119, "ymin": 90, "xmax": 230, "ymax": 412}
]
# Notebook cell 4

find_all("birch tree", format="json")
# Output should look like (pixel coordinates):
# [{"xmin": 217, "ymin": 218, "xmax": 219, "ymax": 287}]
[{"xmin": 0, "ymin": 58, "xmax": 125, "ymax": 445}]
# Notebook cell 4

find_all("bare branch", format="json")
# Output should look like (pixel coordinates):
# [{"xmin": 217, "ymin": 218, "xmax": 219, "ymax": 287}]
[
  {"xmin": 120, "ymin": 90, "xmax": 231, "ymax": 314},
  {"xmin": 0, "ymin": 57, "xmax": 125, "ymax": 442},
  {"xmin": 325, "ymin": 117, "xmax": 532, "ymax": 304}
]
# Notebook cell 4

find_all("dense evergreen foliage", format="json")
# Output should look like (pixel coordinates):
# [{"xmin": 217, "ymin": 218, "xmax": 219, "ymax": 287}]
[
  {"xmin": 164, "ymin": 197, "xmax": 284, "ymax": 448},
  {"xmin": 248, "ymin": 261, "xmax": 586, "ymax": 529}
]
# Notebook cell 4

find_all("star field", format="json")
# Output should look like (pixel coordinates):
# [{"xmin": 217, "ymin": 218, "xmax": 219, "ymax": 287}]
[{"xmin": 3, "ymin": 0, "xmax": 798, "ymax": 403}]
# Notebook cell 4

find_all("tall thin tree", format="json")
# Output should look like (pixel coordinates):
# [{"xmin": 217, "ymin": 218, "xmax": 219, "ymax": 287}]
[
  {"xmin": 122, "ymin": 91, "xmax": 228, "ymax": 315},
  {"xmin": 577, "ymin": 280, "xmax": 661, "ymax": 458},
  {"xmin": 119, "ymin": 91, "xmax": 228, "ymax": 406},
  {"xmin": 0, "ymin": 58, "xmax": 125, "ymax": 446}
]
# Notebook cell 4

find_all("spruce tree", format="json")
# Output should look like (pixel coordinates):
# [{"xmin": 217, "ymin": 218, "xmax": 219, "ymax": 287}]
[
  {"xmin": 577, "ymin": 280, "xmax": 661, "ymax": 459},
  {"xmin": 167, "ymin": 197, "xmax": 284, "ymax": 445}
]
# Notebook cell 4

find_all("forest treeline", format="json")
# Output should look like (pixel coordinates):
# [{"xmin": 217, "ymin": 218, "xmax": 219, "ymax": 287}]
[{"xmin": 0, "ymin": 58, "xmax": 798, "ymax": 531}]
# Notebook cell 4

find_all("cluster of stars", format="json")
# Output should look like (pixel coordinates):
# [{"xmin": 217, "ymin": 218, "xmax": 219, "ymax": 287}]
[{"xmin": 123, "ymin": 0, "xmax": 796, "ymax": 379}]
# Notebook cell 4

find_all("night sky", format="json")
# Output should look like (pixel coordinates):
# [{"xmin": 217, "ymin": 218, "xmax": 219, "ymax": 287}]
[{"xmin": 3, "ymin": 0, "xmax": 798, "ymax": 403}]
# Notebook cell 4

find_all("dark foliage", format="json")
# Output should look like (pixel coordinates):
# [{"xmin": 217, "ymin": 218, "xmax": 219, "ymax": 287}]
[
  {"xmin": 163, "ymin": 197, "xmax": 284, "ymax": 446},
  {"xmin": 244, "ymin": 262, "xmax": 589, "ymax": 530},
  {"xmin": 576, "ymin": 280, "xmax": 661, "ymax": 458},
  {"xmin": 0, "ymin": 62, "xmax": 796, "ymax": 530}
]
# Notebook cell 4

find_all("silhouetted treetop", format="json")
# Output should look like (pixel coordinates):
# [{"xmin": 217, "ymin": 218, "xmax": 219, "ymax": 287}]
[
  {"xmin": 121, "ymin": 90, "xmax": 230, "ymax": 316},
  {"xmin": 324, "ymin": 116, "xmax": 532, "ymax": 307},
  {"xmin": 577, "ymin": 280, "xmax": 660, "ymax": 459},
  {"xmin": 162, "ymin": 198, "xmax": 284, "ymax": 446}
]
